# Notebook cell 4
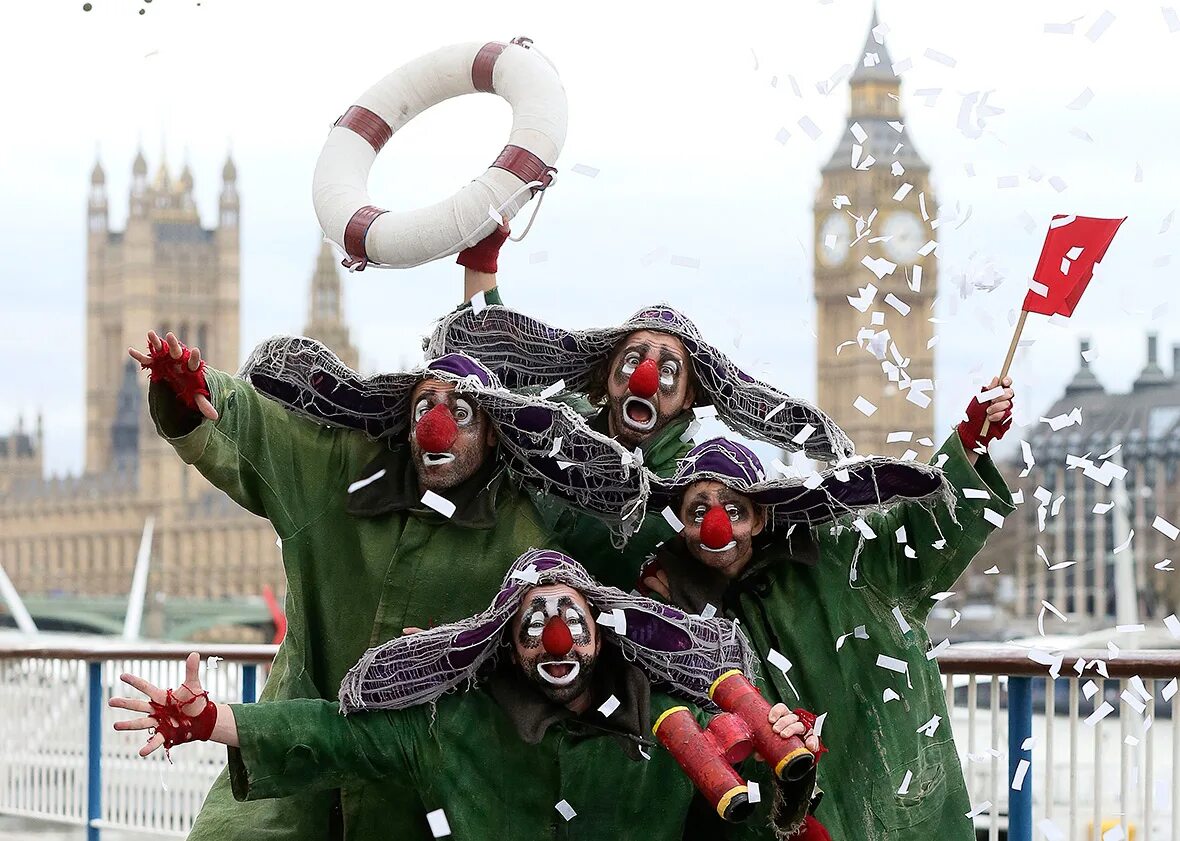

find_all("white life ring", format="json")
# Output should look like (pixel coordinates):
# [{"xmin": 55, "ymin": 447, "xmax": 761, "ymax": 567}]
[{"xmin": 313, "ymin": 37, "xmax": 567, "ymax": 271}]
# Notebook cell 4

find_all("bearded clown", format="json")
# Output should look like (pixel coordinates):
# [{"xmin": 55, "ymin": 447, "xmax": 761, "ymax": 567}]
[
  {"xmin": 640, "ymin": 372, "xmax": 1014, "ymax": 841},
  {"xmin": 131, "ymin": 331, "xmax": 652, "ymax": 841},
  {"xmin": 111, "ymin": 551, "xmax": 831, "ymax": 840}
]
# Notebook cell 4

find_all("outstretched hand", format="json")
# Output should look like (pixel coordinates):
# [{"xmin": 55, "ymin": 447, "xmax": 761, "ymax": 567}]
[
  {"xmin": 957, "ymin": 375, "xmax": 1014, "ymax": 454},
  {"xmin": 128, "ymin": 331, "xmax": 218, "ymax": 421},
  {"xmin": 110, "ymin": 652, "xmax": 215, "ymax": 757}
]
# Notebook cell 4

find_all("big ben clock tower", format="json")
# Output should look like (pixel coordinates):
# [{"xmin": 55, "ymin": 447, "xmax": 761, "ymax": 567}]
[{"xmin": 814, "ymin": 9, "xmax": 937, "ymax": 457}]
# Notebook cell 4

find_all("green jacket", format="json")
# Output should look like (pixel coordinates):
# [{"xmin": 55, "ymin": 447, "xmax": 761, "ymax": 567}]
[
  {"xmin": 656, "ymin": 434, "xmax": 1013, "ymax": 841},
  {"xmin": 226, "ymin": 654, "xmax": 814, "ymax": 841},
  {"xmin": 150, "ymin": 368, "xmax": 554, "ymax": 841},
  {"xmin": 538, "ymin": 409, "xmax": 693, "ymax": 591}
]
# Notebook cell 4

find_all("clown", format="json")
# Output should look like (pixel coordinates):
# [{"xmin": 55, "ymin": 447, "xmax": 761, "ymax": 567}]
[
  {"xmin": 639, "ymin": 380, "xmax": 1016, "ymax": 841},
  {"xmin": 111, "ymin": 551, "xmax": 830, "ymax": 840},
  {"xmin": 130, "ymin": 332, "xmax": 650, "ymax": 841},
  {"xmin": 437, "ymin": 229, "xmax": 851, "ymax": 589}
]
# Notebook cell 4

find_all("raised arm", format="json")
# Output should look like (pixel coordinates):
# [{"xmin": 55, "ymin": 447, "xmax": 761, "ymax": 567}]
[
  {"xmin": 130, "ymin": 330, "xmax": 364, "ymax": 536},
  {"xmin": 110, "ymin": 654, "xmax": 418, "ymax": 801},
  {"xmin": 820, "ymin": 380, "xmax": 1017, "ymax": 614},
  {"xmin": 457, "ymin": 222, "xmax": 509, "ymax": 303}
]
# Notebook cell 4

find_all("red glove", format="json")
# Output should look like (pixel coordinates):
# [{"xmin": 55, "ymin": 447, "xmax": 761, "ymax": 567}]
[
  {"xmin": 149, "ymin": 686, "xmax": 217, "ymax": 750},
  {"xmin": 956, "ymin": 382, "xmax": 1013, "ymax": 452},
  {"xmin": 141, "ymin": 338, "xmax": 210, "ymax": 411},
  {"xmin": 456, "ymin": 222, "xmax": 510, "ymax": 274},
  {"xmin": 792, "ymin": 708, "xmax": 828, "ymax": 761}
]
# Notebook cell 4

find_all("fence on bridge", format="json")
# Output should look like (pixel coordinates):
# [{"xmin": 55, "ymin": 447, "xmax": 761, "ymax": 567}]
[{"xmin": 1, "ymin": 640, "xmax": 1177, "ymax": 840}]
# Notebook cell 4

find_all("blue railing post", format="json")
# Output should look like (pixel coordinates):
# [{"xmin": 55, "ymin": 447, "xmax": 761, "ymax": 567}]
[
  {"xmin": 86, "ymin": 660, "xmax": 103, "ymax": 841},
  {"xmin": 242, "ymin": 664, "xmax": 257, "ymax": 703},
  {"xmin": 1008, "ymin": 676, "xmax": 1034, "ymax": 841}
]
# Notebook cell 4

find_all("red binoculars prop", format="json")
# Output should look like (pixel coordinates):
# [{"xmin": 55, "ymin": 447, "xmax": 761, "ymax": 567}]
[{"xmin": 652, "ymin": 670, "xmax": 815, "ymax": 822}]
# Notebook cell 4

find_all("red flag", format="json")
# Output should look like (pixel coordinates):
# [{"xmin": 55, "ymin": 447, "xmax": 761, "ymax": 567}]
[
  {"xmin": 1022, "ymin": 215, "xmax": 1125, "ymax": 317},
  {"xmin": 262, "ymin": 584, "xmax": 287, "ymax": 645}
]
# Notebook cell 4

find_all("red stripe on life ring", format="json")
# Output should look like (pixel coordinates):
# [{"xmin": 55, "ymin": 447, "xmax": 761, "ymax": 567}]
[
  {"xmin": 336, "ymin": 106, "xmax": 393, "ymax": 153},
  {"xmin": 344, "ymin": 205, "xmax": 388, "ymax": 265},
  {"xmin": 472, "ymin": 42, "xmax": 508, "ymax": 93},
  {"xmin": 491, "ymin": 145, "xmax": 555, "ymax": 192}
]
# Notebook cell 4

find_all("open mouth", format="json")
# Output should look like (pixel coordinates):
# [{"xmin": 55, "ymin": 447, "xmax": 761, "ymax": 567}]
[
  {"xmin": 422, "ymin": 452, "xmax": 455, "ymax": 467},
  {"xmin": 701, "ymin": 540, "xmax": 738, "ymax": 554},
  {"xmin": 622, "ymin": 397, "xmax": 657, "ymax": 431},
  {"xmin": 537, "ymin": 660, "xmax": 580, "ymax": 686}
]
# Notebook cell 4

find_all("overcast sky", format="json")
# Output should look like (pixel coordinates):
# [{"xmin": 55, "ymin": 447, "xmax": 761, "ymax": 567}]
[{"xmin": 1, "ymin": 0, "xmax": 1177, "ymax": 477}]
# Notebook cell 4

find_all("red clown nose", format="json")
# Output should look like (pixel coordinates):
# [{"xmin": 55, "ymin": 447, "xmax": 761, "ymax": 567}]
[
  {"xmin": 628, "ymin": 359, "xmax": 660, "ymax": 399},
  {"xmin": 415, "ymin": 404, "xmax": 459, "ymax": 453},
  {"xmin": 541, "ymin": 615, "xmax": 574, "ymax": 655},
  {"xmin": 700, "ymin": 506, "xmax": 734, "ymax": 550}
]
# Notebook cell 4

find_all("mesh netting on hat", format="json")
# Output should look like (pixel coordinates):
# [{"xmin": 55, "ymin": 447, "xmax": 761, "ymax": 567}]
[
  {"xmin": 338, "ymin": 548, "xmax": 758, "ymax": 713},
  {"xmin": 427, "ymin": 304, "xmax": 855, "ymax": 463},
  {"xmin": 239, "ymin": 336, "xmax": 648, "ymax": 536}
]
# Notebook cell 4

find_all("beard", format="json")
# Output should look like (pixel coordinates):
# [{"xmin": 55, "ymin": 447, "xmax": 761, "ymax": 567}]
[
  {"xmin": 688, "ymin": 537, "xmax": 754, "ymax": 579},
  {"xmin": 520, "ymin": 650, "xmax": 597, "ymax": 705}
]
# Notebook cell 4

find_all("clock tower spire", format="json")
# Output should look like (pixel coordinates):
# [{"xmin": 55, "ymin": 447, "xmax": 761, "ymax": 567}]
[{"xmin": 812, "ymin": 8, "xmax": 937, "ymax": 457}]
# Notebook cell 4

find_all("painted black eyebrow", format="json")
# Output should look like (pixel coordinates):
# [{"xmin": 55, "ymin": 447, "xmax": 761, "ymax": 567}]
[{"xmin": 620, "ymin": 343, "xmax": 651, "ymax": 357}]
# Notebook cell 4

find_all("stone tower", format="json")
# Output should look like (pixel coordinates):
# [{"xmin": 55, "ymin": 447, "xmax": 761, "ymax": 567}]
[
  {"xmin": 813, "ymin": 10, "xmax": 937, "ymax": 457},
  {"xmin": 303, "ymin": 242, "xmax": 359, "ymax": 370},
  {"xmin": 84, "ymin": 149, "xmax": 240, "ymax": 475}
]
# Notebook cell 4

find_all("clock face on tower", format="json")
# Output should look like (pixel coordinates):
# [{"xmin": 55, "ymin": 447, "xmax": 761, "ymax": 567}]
[
  {"xmin": 882, "ymin": 212, "xmax": 925, "ymax": 261},
  {"xmin": 819, "ymin": 213, "xmax": 852, "ymax": 266}
]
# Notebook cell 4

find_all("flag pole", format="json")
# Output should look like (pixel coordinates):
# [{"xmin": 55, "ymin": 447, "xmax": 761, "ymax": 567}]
[{"xmin": 979, "ymin": 309, "xmax": 1028, "ymax": 438}]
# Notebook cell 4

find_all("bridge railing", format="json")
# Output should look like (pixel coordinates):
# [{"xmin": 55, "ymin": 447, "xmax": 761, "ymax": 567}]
[
  {"xmin": 1, "ymin": 640, "xmax": 1178, "ymax": 840},
  {"xmin": 0, "ymin": 640, "xmax": 273, "ymax": 839}
]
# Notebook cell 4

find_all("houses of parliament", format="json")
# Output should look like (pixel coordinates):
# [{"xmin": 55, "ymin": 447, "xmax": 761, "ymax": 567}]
[
  {"xmin": 1, "ymin": 16, "xmax": 954, "ymax": 639},
  {"xmin": 0, "ymin": 149, "xmax": 357, "ymax": 639}
]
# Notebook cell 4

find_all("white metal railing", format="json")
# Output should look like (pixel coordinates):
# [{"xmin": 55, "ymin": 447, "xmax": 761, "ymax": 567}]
[
  {"xmin": 0, "ymin": 640, "xmax": 272, "ymax": 839},
  {"xmin": 1, "ymin": 641, "xmax": 1177, "ymax": 840}
]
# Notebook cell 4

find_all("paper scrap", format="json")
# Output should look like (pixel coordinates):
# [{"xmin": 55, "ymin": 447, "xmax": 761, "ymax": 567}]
[
  {"xmin": 983, "ymin": 509, "xmax": 1006, "ymax": 528},
  {"xmin": 747, "ymin": 780, "xmax": 761, "ymax": 804},
  {"xmin": 662, "ymin": 507, "xmax": 685, "ymax": 532},
  {"xmin": 897, "ymin": 770, "xmax": 913, "ymax": 795},
  {"xmin": 854, "ymin": 396, "xmax": 878, "ymax": 417},
  {"xmin": 1011, "ymin": 759, "xmax": 1030, "ymax": 790},
  {"xmin": 892, "ymin": 605, "xmax": 912, "ymax": 634},
  {"xmin": 1084, "ymin": 701, "xmax": 1114, "ymax": 726},
  {"xmin": 883, "ymin": 688, "xmax": 901, "ymax": 702},
  {"xmin": 1164, "ymin": 614, "xmax": 1180, "ymax": 639},
  {"xmin": 966, "ymin": 801, "xmax": 992, "ymax": 819},
  {"xmin": 427, "ymin": 809, "xmax": 451, "ymax": 838},
  {"xmin": 598, "ymin": 695, "xmax": 621, "ymax": 717},
  {"xmin": 1152, "ymin": 516, "xmax": 1179, "ymax": 540},
  {"xmin": 539, "ymin": 379, "xmax": 566, "ymax": 400},
  {"xmin": 421, "ymin": 491, "xmax": 456, "ymax": 518},
  {"xmin": 792, "ymin": 424, "xmax": 815, "ymax": 444},
  {"xmin": 554, "ymin": 800, "xmax": 577, "ymax": 821},
  {"xmin": 348, "ymin": 469, "xmax": 387, "ymax": 494}
]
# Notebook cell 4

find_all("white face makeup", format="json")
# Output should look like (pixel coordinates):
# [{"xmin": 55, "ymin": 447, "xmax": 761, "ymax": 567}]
[
  {"xmin": 409, "ymin": 381, "xmax": 494, "ymax": 492},
  {"xmin": 677, "ymin": 480, "xmax": 766, "ymax": 579},
  {"xmin": 512, "ymin": 585, "xmax": 599, "ymax": 703},
  {"xmin": 605, "ymin": 330, "xmax": 694, "ymax": 448}
]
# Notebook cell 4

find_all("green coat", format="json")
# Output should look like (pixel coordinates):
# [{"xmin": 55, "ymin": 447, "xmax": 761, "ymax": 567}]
[
  {"xmin": 225, "ymin": 657, "xmax": 813, "ymax": 841},
  {"xmin": 658, "ymin": 434, "xmax": 1013, "ymax": 841},
  {"xmin": 538, "ymin": 410, "xmax": 693, "ymax": 591},
  {"xmin": 149, "ymin": 368, "xmax": 554, "ymax": 841}
]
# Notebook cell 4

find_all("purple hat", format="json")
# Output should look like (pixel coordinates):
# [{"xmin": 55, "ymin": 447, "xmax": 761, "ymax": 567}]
[
  {"xmin": 239, "ymin": 337, "xmax": 649, "ymax": 533},
  {"xmin": 652, "ymin": 438, "xmax": 951, "ymax": 530},
  {"xmin": 427, "ymin": 304, "xmax": 855, "ymax": 463},
  {"xmin": 338, "ymin": 548, "xmax": 758, "ymax": 713}
]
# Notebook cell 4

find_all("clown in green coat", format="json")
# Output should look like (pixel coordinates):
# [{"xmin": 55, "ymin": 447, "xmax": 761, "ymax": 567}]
[
  {"xmin": 640, "ymin": 381, "xmax": 1017, "ymax": 841},
  {"xmin": 133, "ymin": 332, "xmax": 649, "ymax": 841},
  {"xmin": 111, "ymin": 551, "xmax": 829, "ymax": 841}
]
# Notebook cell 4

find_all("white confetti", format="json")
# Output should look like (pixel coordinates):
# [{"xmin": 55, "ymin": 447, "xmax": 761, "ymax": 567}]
[
  {"xmin": 1163, "ymin": 678, "xmax": 1178, "ymax": 701},
  {"xmin": 1113, "ymin": 530, "xmax": 1134, "ymax": 554},
  {"xmin": 1164, "ymin": 614, "xmax": 1180, "ymax": 639},
  {"xmin": 1038, "ymin": 818, "xmax": 1067, "ymax": 841},
  {"xmin": 775, "ymin": 127, "xmax": 791, "ymax": 145},
  {"xmin": 555, "ymin": 800, "xmax": 577, "ymax": 821},
  {"xmin": 884, "ymin": 293, "xmax": 911, "ymax": 315},
  {"xmin": 792, "ymin": 423, "xmax": 815, "ymax": 444},
  {"xmin": 598, "ymin": 695, "xmax": 621, "ymax": 717},
  {"xmin": 747, "ymin": 780, "xmax": 761, "ymax": 804},
  {"xmin": 529, "ymin": 251, "xmax": 548, "ymax": 264},
  {"xmin": 1085, "ymin": 11, "xmax": 1116, "ymax": 42},
  {"xmin": 768, "ymin": 648, "xmax": 793, "ymax": 674},
  {"xmin": 854, "ymin": 396, "xmax": 878, "ymax": 417},
  {"xmin": 539, "ymin": 379, "xmax": 566, "ymax": 400},
  {"xmin": 917, "ymin": 240, "xmax": 938, "ymax": 256},
  {"xmin": 670, "ymin": 255, "xmax": 700, "ymax": 269},
  {"xmin": 347, "ymin": 469, "xmax": 387, "ymax": 494},
  {"xmin": 984, "ymin": 565, "xmax": 1000, "ymax": 574},
  {"xmin": 983, "ymin": 509, "xmax": 1006, "ymax": 528},
  {"xmin": 997, "ymin": 175, "xmax": 1019, "ymax": 189},
  {"xmin": 1152, "ymin": 516, "xmax": 1179, "ymax": 540},
  {"xmin": 924, "ymin": 48, "xmax": 956, "ymax": 67},
  {"xmin": 930, "ymin": 591, "xmax": 956, "ymax": 602},
  {"xmin": 469, "ymin": 289, "xmax": 488, "ymax": 313},
  {"xmin": 1084, "ymin": 702, "xmax": 1114, "ymax": 726},
  {"xmin": 897, "ymin": 770, "xmax": 913, "ymax": 794},
  {"xmin": 916, "ymin": 715, "xmax": 941, "ymax": 736},
  {"xmin": 862, "ymin": 256, "xmax": 898, "ymax": 279},
  {"xmin": 888, "ymin": 431, "xmax": 913, "ymax": 444},
  {"xmin": 892, "ymin": 605, "xmax": 912, "ymax": 634},
  {"xmin": 798, "ymin": 116, "xmax": 823, "ymax": 140},
  {"xmin": 1012, "ymin": 759, "xmax": 1030, "ymax": 790},
  {"xmin": 893, "ymin": 183, "xmax": 914, "ymax": 201},
  {"xmin": 510, "ymin": 564, "xmax": 541, "ymax": 584},
  {"xmin": 1165, "ymin": 7, "xmax": 1180, "ymax": 32},
  {"xmin": 427, "ymin": 809, "xmax": 451, "ymax": 838},
  {"xmin": 421, "ymin": 490, "xmax": 456, "ymax": 518},
  {"xmin": 1066, "ymin": 87, "xmax": 1094, "ymax": 110},
  {"xmin": 853, "ymin": 518, "xmax": 877, "ymax": 539},
  {"xmin": 571, "ymin": 163, "xmax": 599, "ymax": 178},
  {"xmin": 876, "ymin": 655, "xmax": 909, "ymax": 674},
  {"xmin": 966, "ymin": 801, "xmax": 992, "ymax": 819},
  {"xmin": 662, "ymin": 507, "xmax": 684, "ymax": 532},
  {"xmin": 1083, "ymin": 680, "xmax": 1099, "ymax": 700},
  {"xmin": 883, "ymin": 688, "xmax": 901, "ymax": 702}
]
